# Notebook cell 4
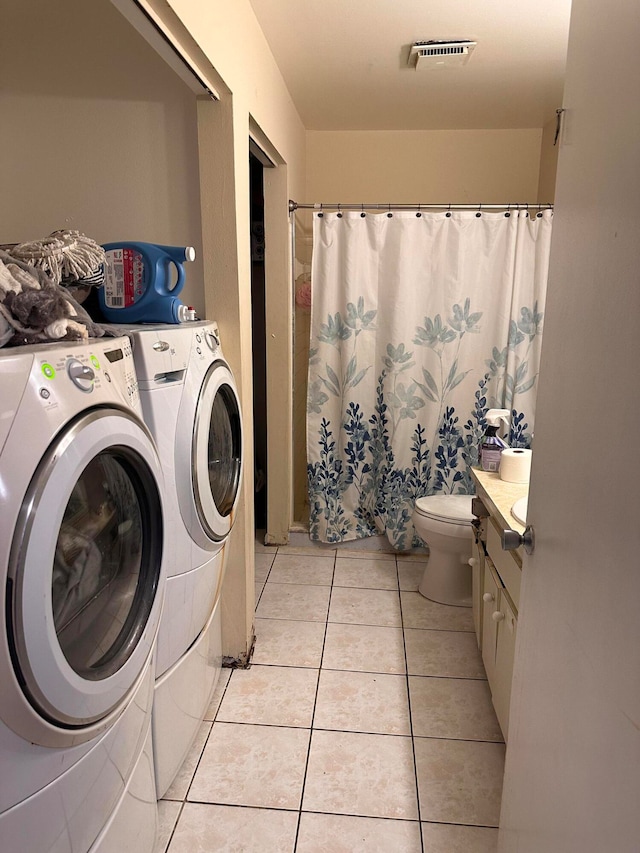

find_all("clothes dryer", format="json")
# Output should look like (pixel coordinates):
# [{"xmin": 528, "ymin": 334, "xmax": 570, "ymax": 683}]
[
  {"xmin": 0, "ymin": 338, "xmax": 166, "ymax": 853},
  {"xmin": 122, "ymin": 321, "xmax": 242, "ymax": 796}
]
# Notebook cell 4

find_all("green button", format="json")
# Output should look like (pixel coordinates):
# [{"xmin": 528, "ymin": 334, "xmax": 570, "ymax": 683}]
[
  {"xmin": 90, "ymin": 355, "xmax": 101, "ymax": 369},
  {"xmin": 41, "ymin": 363, "xmax": 55, "ymax": 379}
]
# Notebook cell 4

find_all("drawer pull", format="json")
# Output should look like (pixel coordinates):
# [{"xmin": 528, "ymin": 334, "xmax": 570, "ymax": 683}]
[
  {"xmin": 468, "ymin": 558, "xmax": 478, "ymax": 567},
  {"xmin": 492, "ymin": 610, "xmax": 505, "ymax": 623},
  {"xmin": 483, "ymin": 592, "xmax": 494, "ymax": 603}
]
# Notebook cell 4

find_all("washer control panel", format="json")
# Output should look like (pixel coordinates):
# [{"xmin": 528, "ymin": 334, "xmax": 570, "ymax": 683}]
[
  {"xmin": 204, "ymin": 328, "xmax": 220, "ymax": 351},
  {"xmin": 34, "ymin": 337, "xmax": 139, "ymax": 411},
  {"xmin": 194, "ymin": 323, "xmax": 221, "ymax": 364}
]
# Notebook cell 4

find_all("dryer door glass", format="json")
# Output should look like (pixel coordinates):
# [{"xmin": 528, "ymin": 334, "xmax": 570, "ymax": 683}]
[
  {"xmin": 191, "ymin": 361, "xmax": 242, "ymax": 543},
  {"xmin": 208, "ymin": 383, "xmax": 242, "ymax": 517},
  {"xmin": 52, "ymin": 448, "xmax": 162, "ymax": 680}
]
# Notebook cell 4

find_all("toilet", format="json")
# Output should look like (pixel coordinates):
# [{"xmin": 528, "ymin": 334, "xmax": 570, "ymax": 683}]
[{"xmin": 412, "ymin": 495, "xmax": 474, "ymax": 607}]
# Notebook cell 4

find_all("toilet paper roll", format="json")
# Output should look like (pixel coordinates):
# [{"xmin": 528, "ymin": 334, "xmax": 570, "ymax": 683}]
[{"xmin": 500, "ymin": 448, "xmax": 533, "ymax": 483}]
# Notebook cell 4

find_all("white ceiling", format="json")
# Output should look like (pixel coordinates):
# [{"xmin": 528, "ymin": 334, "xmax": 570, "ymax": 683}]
[{"xmin": 248, "ymin": 0, "xmax": 572, "ymax": 131}]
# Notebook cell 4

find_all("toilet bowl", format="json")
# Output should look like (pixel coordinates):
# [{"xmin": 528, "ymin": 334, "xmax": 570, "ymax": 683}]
[{"xmin": 413, "ymin": 495, "xmax": 474, "ymax": 607}]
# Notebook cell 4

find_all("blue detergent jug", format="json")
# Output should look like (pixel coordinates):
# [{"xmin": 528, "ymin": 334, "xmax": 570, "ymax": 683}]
[{"xmin": 99, "ymin": 242, "xmax": 196, "ymax": 323}]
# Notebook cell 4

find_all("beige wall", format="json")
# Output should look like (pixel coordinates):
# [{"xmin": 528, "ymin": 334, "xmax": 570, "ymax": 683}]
[
  {"xmin": 306, "ymin": 129, "xmax": 543, "ymax": 204},
  {"xmin": 167, "ymin": 0, "xmax": 306, "ymax": 183},
  {"xmin": 537, "ymin": 118, "xmax": 560, "ymax": 204},
  {"xmin": 158, "ymin": 0, "xmax": 307, "ymax": 658}
]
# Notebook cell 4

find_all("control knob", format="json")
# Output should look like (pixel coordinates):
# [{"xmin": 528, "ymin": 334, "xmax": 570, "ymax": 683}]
[
  {"xmin": 67, "ymin": 359, "xmax": 95, "ymax": 392},
  {"xmin": 205, "ymin": 329, "xmax": 220, "ymax": 351}
]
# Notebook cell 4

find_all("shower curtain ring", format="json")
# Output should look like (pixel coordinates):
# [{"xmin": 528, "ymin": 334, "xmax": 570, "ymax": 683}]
[
  {"xmin": 387, "ymin": 203, "xmax": 393, "ymax": 218},
  {"xmin": 319, "ymin": 203, "xmax": 323, "ymax": 218},
  {"xmin": 446, "ymin": 202, "xmax": 451, "ymax": 218},
  {"xmin": 476, "ymin": 203, "xmax": 482, "ymax": 218},
  {"xmin": 505, "ymin": 202, "xmax": 511, "ymax": 218},
  {"xmin": 337, "ymin": 203, "xmax": 342, "ymax": 219},
  {"xmin": 361, "ymin": 203, "xmax": 365, "ymax": 218},
  {"xmin": 416, "ymin": 204, "xmax": 421, "ymax": 218}
]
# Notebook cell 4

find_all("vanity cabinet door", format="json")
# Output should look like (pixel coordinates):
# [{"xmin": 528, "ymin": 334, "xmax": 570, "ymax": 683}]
[
  {"xmin": 481, "ymin": 561, "xmax": 501, "ymax": 685},
  {"xmin": 492, "ymin": 590, "xmax": 518, "ymax": 740},
  {"xmin": 481, "ymin": 560, "xmax": 518, "ymax": 741}
]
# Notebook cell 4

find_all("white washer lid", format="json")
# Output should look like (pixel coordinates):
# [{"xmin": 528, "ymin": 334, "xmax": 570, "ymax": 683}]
[{"xmin": 414, "ymin": 495, "xmax": 474, "ymax": 524}]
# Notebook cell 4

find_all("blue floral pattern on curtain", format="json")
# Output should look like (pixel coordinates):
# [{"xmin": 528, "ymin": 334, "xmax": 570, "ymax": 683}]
[{"xmin": 307, "ymin": 209, "xmax": 553, "ymax": 550}]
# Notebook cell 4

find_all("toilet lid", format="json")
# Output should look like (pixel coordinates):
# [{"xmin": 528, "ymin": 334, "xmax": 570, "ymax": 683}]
[{"xmin": 414, "ymin": 495, "xmax": 474, "ymax": 524}]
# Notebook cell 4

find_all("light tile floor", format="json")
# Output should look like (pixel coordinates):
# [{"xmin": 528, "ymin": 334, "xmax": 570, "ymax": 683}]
[{"xmin": 156, "ymin": 539, "xmax": 504, "ymax": 853}]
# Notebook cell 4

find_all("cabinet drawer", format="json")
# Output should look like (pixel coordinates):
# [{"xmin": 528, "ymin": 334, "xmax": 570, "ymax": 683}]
[{"xmin": 487, "ymin": 518, "xmax": 521, "ymax": 612}]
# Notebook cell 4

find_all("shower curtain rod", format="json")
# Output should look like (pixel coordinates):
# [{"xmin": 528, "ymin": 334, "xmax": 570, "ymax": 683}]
[{"xmin": 289, "ymin": 200, "xmax": 553, "ymax": 213}]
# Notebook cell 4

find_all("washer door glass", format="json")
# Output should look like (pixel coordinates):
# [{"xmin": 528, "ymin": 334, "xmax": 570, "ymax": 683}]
[
  {"xmin": 53, "ymin": 449, "xmax": 158, "ymax": 681},
  {"xmin": 193, "ymin": 362, "xmax": 242, "ymax": 541},
  {"xmin": 9, "ymin": 409, "xmax": 164, "ymax": 729}
]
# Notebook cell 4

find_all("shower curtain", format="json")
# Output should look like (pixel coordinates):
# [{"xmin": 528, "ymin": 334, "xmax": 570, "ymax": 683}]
[{"xmin": 306, "ymin": 208, "xmax": 552, "ymax": 549}]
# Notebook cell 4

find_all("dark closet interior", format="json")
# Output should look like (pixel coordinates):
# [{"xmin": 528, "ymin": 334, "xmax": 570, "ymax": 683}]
[{"xmin": 250, "ymin": 152, "xmax": 267, "ymax": 531}]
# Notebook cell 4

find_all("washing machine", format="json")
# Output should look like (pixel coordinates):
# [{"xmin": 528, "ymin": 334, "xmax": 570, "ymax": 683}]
[
  {"xmin": 122, "ymin": 321, "xmax": 242, "ymax": 797},
  {"xmin": 0, "ymin": 338, "xmax": 166, "ymax": 853}
]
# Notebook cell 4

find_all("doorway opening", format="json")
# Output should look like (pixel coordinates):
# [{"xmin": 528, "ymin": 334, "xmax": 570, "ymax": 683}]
[{"xmin": 250, "ymin": 151, "xmax": 267, "ymax": 531}]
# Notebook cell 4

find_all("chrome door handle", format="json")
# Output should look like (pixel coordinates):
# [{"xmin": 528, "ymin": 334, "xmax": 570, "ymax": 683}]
[{"xmin": 501, "ymin": 525, "xmax": 535, "ymax": 555}]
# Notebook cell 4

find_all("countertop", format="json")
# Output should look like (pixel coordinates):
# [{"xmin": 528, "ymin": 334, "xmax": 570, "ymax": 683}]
[{"xmin": 471, "ymin": 468, "xmax": 528, "ymax": 535}]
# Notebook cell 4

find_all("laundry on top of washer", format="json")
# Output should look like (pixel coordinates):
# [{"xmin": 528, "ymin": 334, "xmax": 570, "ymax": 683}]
[{"xmin": 0, "ymin": 247, "xmax": 106, "ymax": 348}]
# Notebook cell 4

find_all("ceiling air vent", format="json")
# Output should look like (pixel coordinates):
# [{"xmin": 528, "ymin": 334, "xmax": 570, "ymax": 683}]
[{"xmin": 409, "ymin": 40, "xmax": 477, "ymax": 70}]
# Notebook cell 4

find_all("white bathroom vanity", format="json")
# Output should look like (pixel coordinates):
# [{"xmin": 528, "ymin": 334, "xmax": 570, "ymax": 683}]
[{"xmin": 470, "ymin": 469, "xmax": 528, "ymax": 740}]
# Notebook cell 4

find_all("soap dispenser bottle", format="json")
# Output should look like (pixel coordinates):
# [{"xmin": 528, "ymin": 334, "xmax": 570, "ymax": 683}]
[{"xmin": 480, "ymin": 409, "xmax": 510, "ymax": 472}]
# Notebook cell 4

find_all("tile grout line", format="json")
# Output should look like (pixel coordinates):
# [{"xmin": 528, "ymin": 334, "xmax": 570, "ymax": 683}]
[
  {"xmin": 180, "ymin": 707, "xmax": 218, "ymax": 804},
  {"xmin": 177, "ymin": 715, "xmax": 501, "ymax": 745},
  {"xmin": 253, "ymin": 546, "xmax": 278, "ymax": 608},
  {"xmin": 293, "ymin": 553, "xmax": 426, "ymax": 842},
  {"xmin": 397, "ymin": 554, "xmax": 426, "ymax": 853},
  {"xmin": 164, "ymin": 540, "xmax": 278, "ymax": 845},
  {"xmin": 160, "ymin": 694, "xmax": 222, "ymax": 845},
  {"xmin": 291, "ymin": 550, "xmax": 336, "ymax": 852},
  {"xmin": 160, "ymin": 799, "xmax": 186, "ymax": 853}
]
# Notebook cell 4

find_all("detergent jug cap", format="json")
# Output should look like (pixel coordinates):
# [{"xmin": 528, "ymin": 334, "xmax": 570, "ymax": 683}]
[{"xmin": 177, "ymin": 303, "xmax": 191, "ymax": 322}]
